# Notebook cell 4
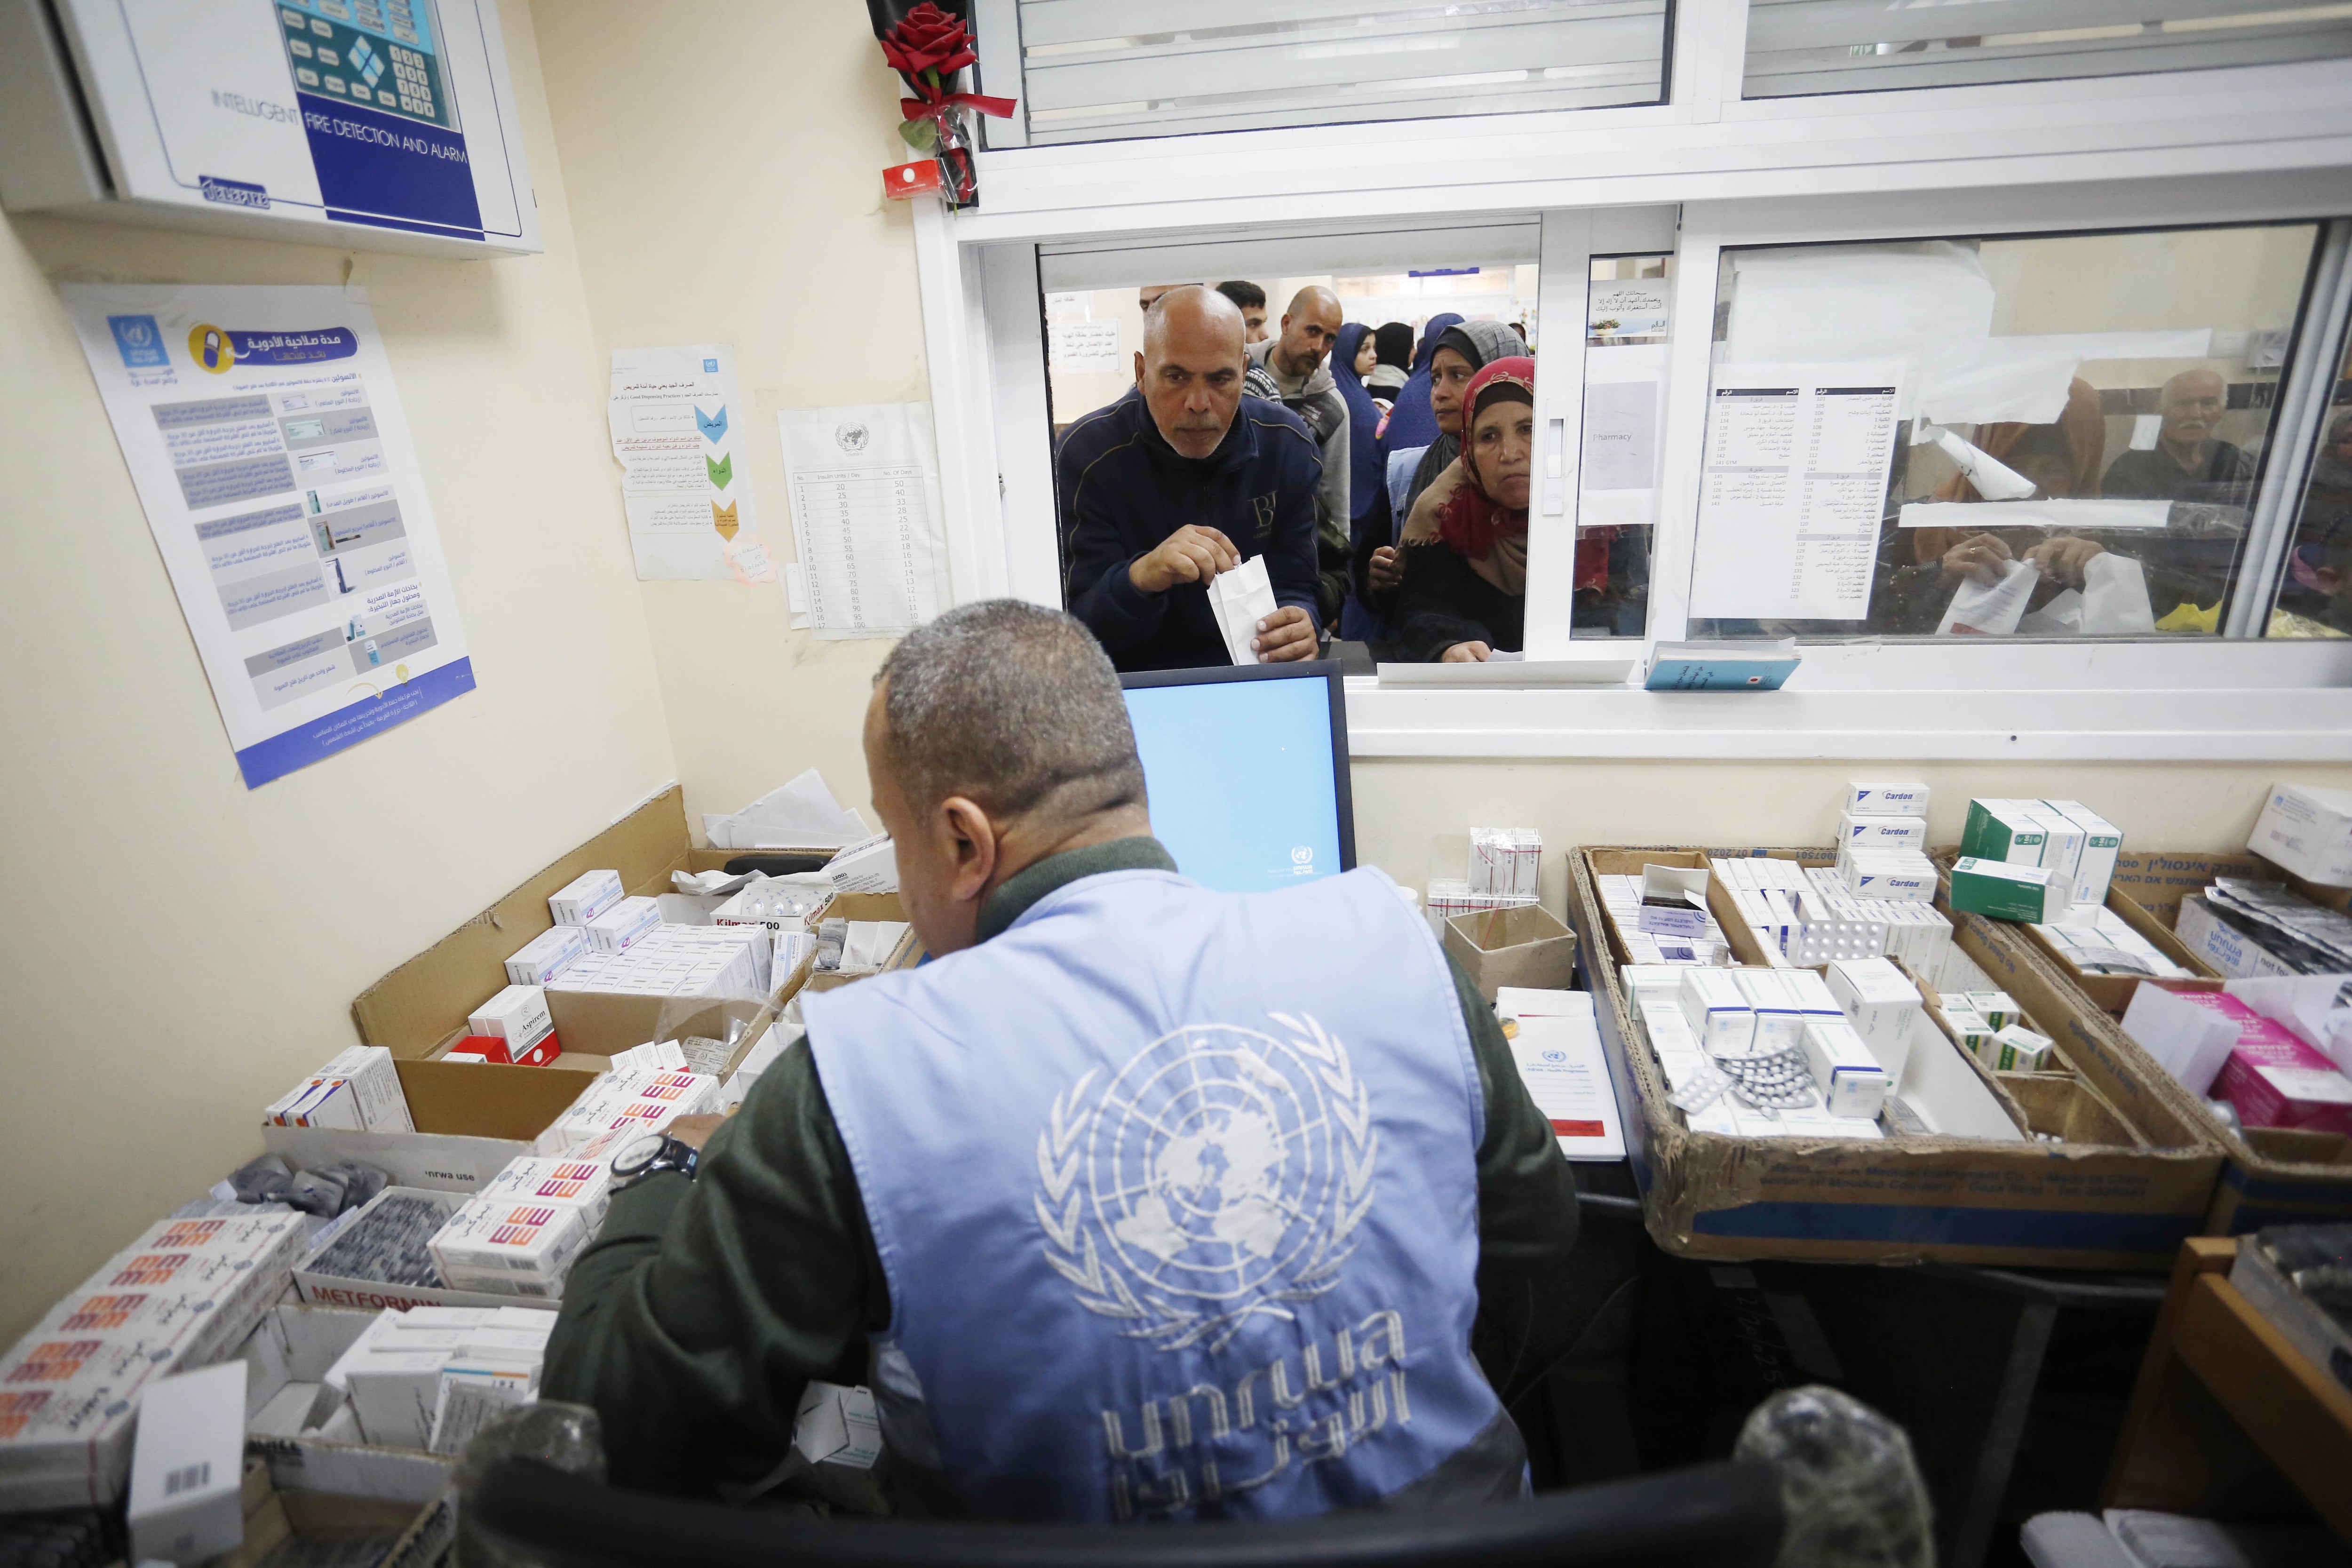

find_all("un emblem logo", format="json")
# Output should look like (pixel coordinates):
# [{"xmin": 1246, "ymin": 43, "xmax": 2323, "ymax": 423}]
[{"xmin": 1036, "ymin": 1015, "xmax": 1375, "ymax": 1355}]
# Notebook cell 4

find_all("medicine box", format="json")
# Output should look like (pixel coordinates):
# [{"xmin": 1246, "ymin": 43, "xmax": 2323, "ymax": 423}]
[
  {"xmin": 824, "ymin": 834, "xmax": 899, "ymax": 895},
  {"xmin": 1469, "ymin": 828, "xmax": 1542, "ymax": 900},
  {"xmin": 125, "ymin": 1362, "xmax": 246, "ymax": 1565},
  {"xmin": 1960, "ymin": 800, "xmax": 2047, "ymax": 866},
  {"xmin": 1800, "ymin": 1019, "xmax": 1890, "ymax": 1120},
  {"xmin": 468, "ymin": 986, "xmax": 554, "ymax": 1052},
  {"xmin": 1824, "ymin": 957, "xmax": 1921, "ymax": 1087},
  {"xmin": 429, "ymin": 1199, "xmax": 590, "ymax": 1299},
  {"xmin": 1838, "ymin": 812, "xmax": 1928, "ymax": 852},
  {"xmin": 2248, "ymin": 781, "xmax": 2352, "ymax": 886},
  {"xmin": 482, "ymin": 1157, "xmax": 613, "ymax": 1228},
  {"xmin": 1733, "ymin": 970, "xmax": 1805, "ymax": 1051},
  {"xmin": 1949, "ymin": 857, "xmax": 2066, "ymax": 923},
  {"xmin": 505, "ymin": 924, "xmax": 588, "ymax": 987},
  {"xmin": 1986, "ymin": 1026, "xmax": 2055, "ymax": 1073},
  {"xmin": 1679, "ymin": 968, "xmax": 1754, "ymax": 1054},
  {"xmin": 584, "ymin": 897, "xmax": 661, "ymax": 955},
  {"xmin": 1837, "ymin": 850, "xmax": 1936, "ymax": 903},
  {"xmin": 548, "ymin": 869, "xmax": 624, "ymax": 926},
  {"xmin": 2045, "ymin": 801, "xmax": 2123, "ymax": 908},
  {"xmin": 2214, "ymin": 1021, "xmax": 2352, "ymax": 1138},
  {"xmin": 1846, "ymin": 782, "xmax": 1930, "ymax": 817}
]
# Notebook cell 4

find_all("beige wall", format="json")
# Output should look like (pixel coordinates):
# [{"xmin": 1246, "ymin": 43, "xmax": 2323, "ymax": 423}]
[
  {"xmin": 531, "ymin": 0, "xmax": 931, "ymax": 834},
  {"xmin": 0, "ymin": 0, "xmax": 676, "ymax": 1344}
]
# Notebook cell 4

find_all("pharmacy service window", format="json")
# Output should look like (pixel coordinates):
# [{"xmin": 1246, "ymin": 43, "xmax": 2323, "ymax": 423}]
[{"xmin": 916, "ymin": 3, "xmax": 2352, "ymax": 758}]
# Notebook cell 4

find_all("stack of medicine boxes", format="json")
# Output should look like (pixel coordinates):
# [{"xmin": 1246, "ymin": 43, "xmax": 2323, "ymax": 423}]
[
  {"xmin": 1958, "ymin": 800, "xmax": 2122, "ymax": 918},
  {"xmin": 1427, "ymin": 828, "xmax": 1542, "ymax": 936}
]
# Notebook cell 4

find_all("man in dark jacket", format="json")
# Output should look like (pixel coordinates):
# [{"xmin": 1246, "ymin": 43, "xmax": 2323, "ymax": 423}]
[{"xmin": 1058, "ymin": 287, "xmax": 1322, "ymax": 670}]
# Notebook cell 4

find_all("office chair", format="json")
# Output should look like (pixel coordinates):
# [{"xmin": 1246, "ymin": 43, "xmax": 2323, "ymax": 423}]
[{"xmin": 464, "ymin": 1456, "xmax": 1788, "ymax": 1568}]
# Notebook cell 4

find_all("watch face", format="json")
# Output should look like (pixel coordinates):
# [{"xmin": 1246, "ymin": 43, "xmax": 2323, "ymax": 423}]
[{"xmin": 611, "ymin": 1131, "xmax": 669, "ymax": 1178}]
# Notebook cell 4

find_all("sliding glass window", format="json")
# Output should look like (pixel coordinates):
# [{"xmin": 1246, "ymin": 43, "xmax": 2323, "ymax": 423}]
[{"xmin": 1681, "ymin": 223, "xmax": 2327, "ymax": 641}]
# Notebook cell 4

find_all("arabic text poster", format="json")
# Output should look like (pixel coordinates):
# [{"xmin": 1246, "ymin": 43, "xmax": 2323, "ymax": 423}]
[
  {"xmin": 63, "ymin": 284, "xmax": 474, "ymax": 789},
  {"xmin": 608, "ymin": 344, "xmax": 762, "ymax": 581}
]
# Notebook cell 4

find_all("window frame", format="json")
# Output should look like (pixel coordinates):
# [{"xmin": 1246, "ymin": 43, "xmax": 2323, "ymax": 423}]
[{"xmin": 913, "ymin": 0, "xmax": 2352, "ymax": 761}]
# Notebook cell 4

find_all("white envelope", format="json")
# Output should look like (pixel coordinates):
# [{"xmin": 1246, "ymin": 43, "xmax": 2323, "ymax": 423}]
[{"xmin": 1208, "ymin": 555, "xmax": 1278, "ymax": 666}]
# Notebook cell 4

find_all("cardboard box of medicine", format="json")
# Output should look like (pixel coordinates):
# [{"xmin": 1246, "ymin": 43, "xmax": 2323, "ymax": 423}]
[
  {"xmin": 802, "ymin": 892, "xmax": 927, "ymax": 995},
  {"xmin": 2012, "ymin": 885, "xmax": 2223, "ymax": 1019},
  {"xmin": 290, "ymin": 1189, "xmax": 566, "ymax": 1313},
  {"xmin": 1443, "ymin": 904, "xmax": 1577, "ymax": 1003},
  {"xmin": 2248, "ymin": 782, "xmax": 2352, "ymax": 888},
  {"xmin": 1569, "ymin": 845, "xmax": 2224, "ymax": 1270},
  {"xmin": 1933, "ymin": 885, "xmax": 2343, "ymax": 1236}
]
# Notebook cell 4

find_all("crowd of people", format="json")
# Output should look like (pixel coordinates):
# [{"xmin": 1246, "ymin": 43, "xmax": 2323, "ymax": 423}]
[
  {"xmin": 1056, "ymin": 282, "xmax": 2349, "ymax": 671},
  {"xmin": 1055, "ymin": 282, "xmax": 1548, "ymax": 670}
]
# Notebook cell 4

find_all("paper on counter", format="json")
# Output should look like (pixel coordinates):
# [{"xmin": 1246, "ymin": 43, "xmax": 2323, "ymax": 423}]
[
  {"xmin": 703, "ymin": 768, "xmax": 868, "ymax": 850},
  {"xmin": 1496, "ymin": 989, "xmax": 1627, "ymax": 1161},
  {"xmin": 1938, "ymin": 558, "xmax": 2037, "ymax": 637},
  {"xmin": 1208, "ymin": 553, "xmax": 1279, "ymax": 665}
]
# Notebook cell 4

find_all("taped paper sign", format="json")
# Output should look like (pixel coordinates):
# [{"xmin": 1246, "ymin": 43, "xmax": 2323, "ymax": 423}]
[{"xmin": 610, "ymin": 345, "xmax": 760, "ymax": 582}]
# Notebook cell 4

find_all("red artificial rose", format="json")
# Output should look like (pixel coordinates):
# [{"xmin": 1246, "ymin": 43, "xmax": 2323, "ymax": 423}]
[{"xmin": 882, "ymin": 3, "xmax": 974, "ymax": 79}]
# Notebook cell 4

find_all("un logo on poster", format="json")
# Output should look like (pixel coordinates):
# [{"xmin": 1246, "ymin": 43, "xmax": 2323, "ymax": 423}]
[{"xmin": 1035, "ymin": 1016, "xmax": 1376, "ymax": 1354}]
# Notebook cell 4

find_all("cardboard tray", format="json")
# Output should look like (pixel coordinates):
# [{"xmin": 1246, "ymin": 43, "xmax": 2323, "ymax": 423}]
[
  {"xmin": 1571, "ymin": 846, "xmax": 2223, "ymax": 1269},
  {"xmin": 1947, "ymin": 852, "xmax": 2352, "ymax": 1234}
]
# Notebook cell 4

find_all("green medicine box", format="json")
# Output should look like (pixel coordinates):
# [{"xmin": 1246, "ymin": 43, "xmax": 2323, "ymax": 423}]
[
  {"xmin": 1949, "ymin": 857, "xmax": 2063, "ymax": 923},
  {"xmin": 1961, "ymin": 799, "xmax": 2046, "ymax": 865}
]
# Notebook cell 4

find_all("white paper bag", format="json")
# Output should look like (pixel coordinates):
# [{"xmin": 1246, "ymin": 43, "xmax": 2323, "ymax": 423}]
[
  {"xmin": 2079, "ymin": 551, "xmax": 2156, "ymax": 635},
  {"xmin": 1208, "ymin": 554, "xmax": 1278, "ymax": 665}
]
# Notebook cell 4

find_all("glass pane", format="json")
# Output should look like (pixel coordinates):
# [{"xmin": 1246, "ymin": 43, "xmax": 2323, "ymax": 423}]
[
  {"xmin": 1048, "ymin": 270, "xmax": 1540, "ymax": 670},
  {"xmin": 1744, "ymin": 0, "xmax": 2352, "ymax": 98},
  {"xmin": 1683, "ymin": 224, "xmax": 2321, "ymax": 641},
  {"xmin": 2267, "ymin": 326, "xmax": 2352, "ymax": 639},
  {"xmin": 1017, "ymin": 0, "xmax": 1667, "ymax": 146},
  {"xmin": 1572, "ymin": 254, "xmax": 1674, "ymax": 639}
]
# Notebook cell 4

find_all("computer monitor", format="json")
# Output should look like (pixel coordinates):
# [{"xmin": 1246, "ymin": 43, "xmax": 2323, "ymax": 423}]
[{"xmin": 1119, "ymin": 661, "xmax": 1355, "ymax": 894}]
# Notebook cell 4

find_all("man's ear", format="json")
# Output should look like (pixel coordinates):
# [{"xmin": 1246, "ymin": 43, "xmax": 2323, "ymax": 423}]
[
  {"xmin": 938, "ymin": 796, "xmax": 999, "ymax": 904},
  {"xmin": 1133, "ymin": 350, "xmax": 1146, "ymax": 389}
]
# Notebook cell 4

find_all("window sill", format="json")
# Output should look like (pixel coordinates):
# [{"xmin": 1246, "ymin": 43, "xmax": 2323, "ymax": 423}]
[{"xmin": 1343, "ymin": 640, "xmax": 2352, "ymax": 760}]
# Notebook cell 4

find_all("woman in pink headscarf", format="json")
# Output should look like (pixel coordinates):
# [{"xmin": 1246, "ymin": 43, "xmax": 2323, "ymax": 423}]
[{"xmin": 1394, "ymin": 357, "xmax": 1618, "ymax": 660}]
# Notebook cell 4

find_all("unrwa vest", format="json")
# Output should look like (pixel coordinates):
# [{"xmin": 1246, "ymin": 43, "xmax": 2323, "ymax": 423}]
[{"xmin": 806, "ymin": 865, "xmax": 1508, "ymax": 1522}]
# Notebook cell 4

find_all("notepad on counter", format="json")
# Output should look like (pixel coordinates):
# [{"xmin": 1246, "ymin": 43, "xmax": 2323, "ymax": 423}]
[
  {"xmin": 1645, "ymin": 638, "xmax": 1799, "ymax": 692},
  {"xmin": 1496, "ymin": 987, "xmax": 1627, "ymax": 1161}
]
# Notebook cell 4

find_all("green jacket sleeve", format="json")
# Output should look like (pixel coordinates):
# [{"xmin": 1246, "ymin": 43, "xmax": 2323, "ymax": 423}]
[
  {"xmin": 1447, "ymin": 953, "xmax": 1583, "ymax": 1404},
  {"xmin": 541, "ymin": 1041, "xmax": 887, "ymax": 1498}
]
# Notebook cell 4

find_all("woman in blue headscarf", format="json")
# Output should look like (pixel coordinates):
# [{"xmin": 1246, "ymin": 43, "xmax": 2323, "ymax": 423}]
[
  {"xmin": 1331, "ymin": 322, "xmax": 1390, "ymax": 643},
  {"xmin": 1378, "ymin": 313, "xmax": 1462, "ymax": 456}
]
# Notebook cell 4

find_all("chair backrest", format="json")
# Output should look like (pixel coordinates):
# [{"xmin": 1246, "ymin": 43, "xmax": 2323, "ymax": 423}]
[{"xmin": 466, "ymin": 1456, "xmax": 1787, "ymax": 1568}]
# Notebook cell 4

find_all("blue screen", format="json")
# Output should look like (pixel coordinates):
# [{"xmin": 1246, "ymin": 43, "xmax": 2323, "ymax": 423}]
[{"xmin": 1122, "ymin": 675, "xmax": 1345, "ymax": 894}]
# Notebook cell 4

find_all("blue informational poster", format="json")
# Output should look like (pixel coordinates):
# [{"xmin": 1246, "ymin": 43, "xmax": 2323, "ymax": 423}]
[
  {"xmin": 1124, "ymin": 677, "xmax": 1346, "ymax": 895},
  {"xmin": 65, "ymin": 284, "xmax": 476, "ymax": 788}
]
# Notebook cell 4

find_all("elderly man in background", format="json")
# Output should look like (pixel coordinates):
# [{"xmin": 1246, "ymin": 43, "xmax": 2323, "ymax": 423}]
[
  {"xmin": 1057, "ymin": 286, "xmax": 1322, "ymax": 670},
  {"xmin": 2103, "ymin": 367, "xmax": 2257, "ymax": 503},
  {"xmin": 1245, "ymin": 285, "xmax": 1355, "ymax": 628}
]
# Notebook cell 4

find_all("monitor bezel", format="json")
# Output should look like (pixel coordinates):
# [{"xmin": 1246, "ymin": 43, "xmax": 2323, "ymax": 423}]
[{"xmin": 1117, "ymin": 659, "xmax": 1357, "ymax": 875}]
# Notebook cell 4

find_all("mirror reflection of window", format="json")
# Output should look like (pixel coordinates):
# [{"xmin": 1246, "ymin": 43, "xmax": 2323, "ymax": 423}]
[
  {"xmin": 1683, "ymin": 224, "xmax": 2322, "ymax": 642},
  {"xmin": 1045, "ymin": 267, "xmax": 1540, "ymax": 671}
]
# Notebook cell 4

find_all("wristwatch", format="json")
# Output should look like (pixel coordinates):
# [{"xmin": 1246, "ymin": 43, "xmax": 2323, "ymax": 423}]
[{"xmin": 610, "ymin": 1131, "xmax": 699, "ymax": 1189}]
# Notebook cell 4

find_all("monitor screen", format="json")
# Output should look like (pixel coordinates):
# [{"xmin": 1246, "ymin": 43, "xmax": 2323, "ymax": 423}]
[{"xmin": 1120, "ymin": 663, "xmax": 1354, "ymax": 895}]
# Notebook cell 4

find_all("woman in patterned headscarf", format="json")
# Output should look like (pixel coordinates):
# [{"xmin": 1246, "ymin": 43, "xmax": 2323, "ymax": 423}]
[{"xmin": 1393, "ymin": 357, "xmax": 1542, "ymax": 661}]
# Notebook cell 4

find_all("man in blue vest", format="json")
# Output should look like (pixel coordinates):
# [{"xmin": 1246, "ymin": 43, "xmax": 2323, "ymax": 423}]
[{"xmin": 544, "ymin": 600, "xmax": 1579, "ymax": 1520}]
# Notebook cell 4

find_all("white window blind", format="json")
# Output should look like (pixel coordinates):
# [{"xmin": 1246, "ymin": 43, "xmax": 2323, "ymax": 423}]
[
  {"xmin": 1009, "ymin": 0, "xmax": 1669, "ymax": 146},
  {"xmin": 1744, "ymin": 0, "xmax": 2352, "ymax": 97}
]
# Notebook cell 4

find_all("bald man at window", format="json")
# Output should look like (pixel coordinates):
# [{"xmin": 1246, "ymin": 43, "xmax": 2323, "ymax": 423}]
[{"xmin": 2103, "ymin": 368, "xmax": 2257, "ymax": 505}]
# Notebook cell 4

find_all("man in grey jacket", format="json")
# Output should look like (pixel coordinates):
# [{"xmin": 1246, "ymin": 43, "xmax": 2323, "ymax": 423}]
[{"xmin": 1246, "ymin": 286, "xmax": 1352, "ymax": 626}]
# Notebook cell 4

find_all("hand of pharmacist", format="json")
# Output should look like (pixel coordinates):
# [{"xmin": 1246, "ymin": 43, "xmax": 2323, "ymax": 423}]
[
  {"xmin": 1251, "ymin": 605, "xmax": 1318, "ymax": 662},
  {"xmin": 665, "ymin": 1113, "xmax": 729, "ymax": 1150},
  {"xmin": 1940, "ymin": 531, "xmax": 2013, "ymax": 586},
  {"xmin": 2025, "ymin": 535, "xmax": 2105, "ymax": 588},
  {"xmin": 1128, "ymin": 525, "xmax": 1240, "ymax": 594},
  {"xmin": 1368, "ymin": 544, "xmax": 1404, "ymax": 593},
  {"xmin": 1440, "ymin": 640, "xmax": 1492, "ymax": 663}
]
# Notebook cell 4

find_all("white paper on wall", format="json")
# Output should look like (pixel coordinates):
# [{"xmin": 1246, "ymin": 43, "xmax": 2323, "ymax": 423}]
[
  {"xmin": 609, "ymin": 345, "xmax": 760, "ymax": 582},
  {"xmin": 1579, "ymin": 341, "xmax": 1668, "ymax": 529},
  {"xmin": 778, "ymin": 403, "xmax": 950, "ymax": 639},
  {"xmin": 1688, "ymin": 360, "xmax": 1906, "ymax": 623}
]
